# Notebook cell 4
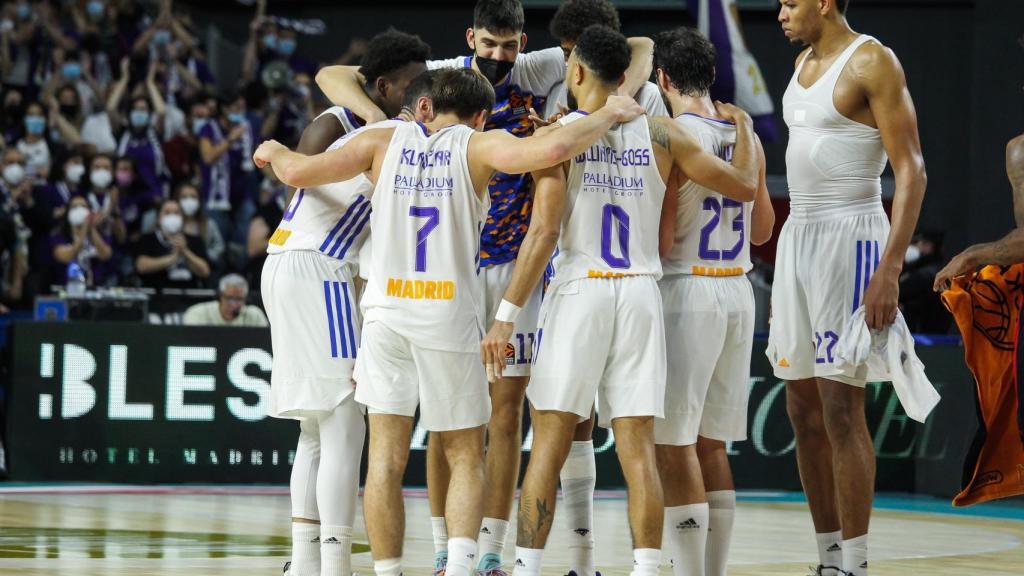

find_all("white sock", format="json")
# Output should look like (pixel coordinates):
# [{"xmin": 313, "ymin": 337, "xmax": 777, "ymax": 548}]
[
  {"xmin": 560, "ymin": 441, "xmax": 596, "ymax": 576},
  {"xmin": 512, "ymin": 546, "xmax": 544, "ymax": 576},
  {"xmin": 290, "ymin": 522, "xmax": 320, "ymax": 576},
  {"xmin": 705, "ymin": 490, "xmax": 736, "ymax": 576},
  {"xmin": 446, "ymin": 536, "xmax": 478, "ymax": 576},
  {"xmin": 630, "ymin": 548, "xmax": 660, "ymax": 576},
  {"xmin": 477, "ymin": 517, "xmax": 509, "ymax": 567},
  {"xmin": 663, "ymin": 503, "xmax": 708, "ymax": 576},
  {"xmin": 320, "ymin": 525, "xmax": 352, "ymax": 576},
  {"xmin": 431, "ymin": 516, "xmax": 449, "ymax": 554},
  {"xmin": 816, "ymin": 530, "xmax": 843, "ymax": 573},
  {"xmin": 374, "ymin": 557, "xmax": 402, "ymax": 576},
  {"xmin": 842, "ymin": 534, "xmax": 868, "ymax": 576}
]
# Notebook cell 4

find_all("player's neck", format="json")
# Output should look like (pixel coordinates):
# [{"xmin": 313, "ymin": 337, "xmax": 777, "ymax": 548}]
[
  {"xmin": 809, "ymin": 18, "xmax": 858, "ymax": 59},
  {"xmin": 577, "ymin": 86, "xmax": 614, "ymax": 116},
  {"xmin": 425, "ymin": 112, "xmax": 465, "ymax": 131},
  {"xmin": 666, "ymin": 92, "xmax": 717, "ymax": 120},
  {"xmin": 362, "ymin": 86, "xmax": 386, "ymax": 122}
]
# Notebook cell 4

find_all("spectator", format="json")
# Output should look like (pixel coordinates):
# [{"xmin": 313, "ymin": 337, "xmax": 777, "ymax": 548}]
[
  {"xmin": 197, "ymin": 96, "xmax": 247, "ymax": 255},
  {"xmin": 4, "ymin": 147, "xmax": 50, "ymax": 301},
  {"xmin": 0, "ymin": 148, "xmax": 29, "ymax": 306},
  {"xmin": 48, "ymin": 83, "xmax": 116, "ymax": 154},
  {"xmin": 108, "ymin": 56, "xmax": 169, "ymax": 203},
  {"xmin": 0, "ymin": 204, "xmax": 24, "ymax": 312},
  {"xmin": 900, "ymin": 230, "xmax": 951, "ymax": 334},
  {"xmin": 85, "ymin": 153, "xmax": 126, "ymax": 244},
  {"xmin": 15, "ymin": 101, "xmax": 51, "ymax": 180},
  {"xmin": 174, "ymin": 180, "xmax": 224, "ymax": 276},
  {"xmin": 51, "ymin": 193, "xmax": 113, "ymax": 287},
  {"xmin": 114, "ymin": 156, "xmax": 158, "ymax": 240},
  {"xmin": 224, "ymin": 91, "xmax": 257, "ymax": 245},
  {"xmin": 40, "ymin": 48, "xmax": 105, "ymax": 117},
  {"xmin": 183, "ymin": 273, "xmax": 267, "ymax": 327},
  {"xmin": 1, "ymin": 87, "xmax": 25, "ymax": 145},
  {"xmin": 244, "ymin": 170, "xmax": 284, "ymax": 292},
  {"xmin": 135, "ymin": 197, "xmax": 209, "ymax": 289},
  {"xmin": 47, "ymin": 152, "xmax": 86, "ymax": 220}
]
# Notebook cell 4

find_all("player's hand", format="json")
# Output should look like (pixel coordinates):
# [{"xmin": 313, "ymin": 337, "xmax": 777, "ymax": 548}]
[
  {"xmin": 603, "ymin": 94, "xmax": 645, "ymax": 123},
  {"xmin": 713, "ymin": 101, "xmax": 751, "ymax": 125},
  {"xmin": 863, "ymin": 267, "xmax": 899, "ymax": 329},
  {"xmin": 933, "ymin": 248, "xmax": 980, "ymax": 292},
  {"xmin": 253, "ymin": 140, "xmax": 284, "ymax": 168},
  {"xmin": 528, "ymin": 104, "xmax": 568, "ymax": 129},
  {"xmin": 481, "ymin": 320, "xmax": 515, "ymax": 383}
]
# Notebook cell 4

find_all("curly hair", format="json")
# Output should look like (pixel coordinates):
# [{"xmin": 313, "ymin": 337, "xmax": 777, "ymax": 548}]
[
  {"xmin": 549, "ymin": 0, "xmax": 621, "ymax": 43},
  {"xmin": 654, "ymin": 27, "xmax": 716, "ymax": 97},
  {"xmin": 473, "ymin": 0, "xmax": 524, "ymax": 35},
  {"xmin": 358, "ymin": 28, "xmax": 431, "ymax": 86},
  {"xmin": 574, "ymin": 25, "xmax": 631, "ymax": 85}
]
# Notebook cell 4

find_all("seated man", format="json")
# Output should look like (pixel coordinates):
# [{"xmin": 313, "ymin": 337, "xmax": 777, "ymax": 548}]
[{"xmin": 183, "ymin": 273, "xmax": 268, "ymax": 326}]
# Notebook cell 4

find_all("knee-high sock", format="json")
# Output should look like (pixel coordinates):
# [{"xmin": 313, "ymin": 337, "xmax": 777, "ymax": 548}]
[
  {"xmin": 559, "ymin": 441, "xmax": 596, "ymax": 576},
  {"xmin": 705, "ymin": 490, "xmax": 736, "ymax": 576},
  {"xmin": 316, "ymin": 399, "xmax": 365, "ymax": 576},
  {"xmin": 290, "ymin": 419, "xmax": 321, "ymax": 576}
]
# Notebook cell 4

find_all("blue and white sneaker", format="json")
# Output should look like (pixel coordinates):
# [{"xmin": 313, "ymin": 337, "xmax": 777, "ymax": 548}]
[
  {"xmin": 475, "ymin": 552, "xmax": 507, "ymax": 576},
  {"xmin": 433, "ymin": 551, "xmax": 449, "ymax": 576}
]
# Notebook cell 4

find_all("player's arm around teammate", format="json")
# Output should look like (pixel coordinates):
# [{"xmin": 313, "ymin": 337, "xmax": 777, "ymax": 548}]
[{"xmin": 852, "ymin": 43, "xmax": 928, "ymax": 328}]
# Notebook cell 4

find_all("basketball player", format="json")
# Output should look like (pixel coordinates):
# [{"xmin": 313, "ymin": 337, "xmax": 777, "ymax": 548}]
[
  {"xmin": 479, "ymin": 25, "xmax": 759, "ymax": 576},
  {"xmin": 527, "ymin": 4, "xmax": 669, "ymax": 575},
  {"xmin": 285, "ymin": 28, "xmax": 431, "ymax": 206},
  {"xmin": 255, "ymin": 67, "xmax": 646, "ymax": 576},
  {"xmin": 315, "ymin": 3, "xmax": 655, "ymax": 573},
  {"xmin": 933, "ymin": 132, "xmax": 1024, "ymax": 289},
  {"xmin": 771, "ymin": 1, "xmax": 927, "ymax": 575},
  {"xmin": 652, "ymin": 27, "xmax": 774, "ymax": 576},
  {"xmin": 262, "ymin": 69, "xmax": 435, "ymax": 576}
]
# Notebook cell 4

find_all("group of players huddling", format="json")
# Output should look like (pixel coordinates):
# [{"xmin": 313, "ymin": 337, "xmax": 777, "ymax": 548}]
[{"xmin": 252, "ymin": 1, "xmax": 926, "ymax": 576}]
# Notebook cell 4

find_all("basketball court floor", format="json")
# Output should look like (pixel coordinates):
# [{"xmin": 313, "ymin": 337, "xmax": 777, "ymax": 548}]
[{"xmin": 1, "ymin": 485, "xmax": 1022, "ymax": 575}]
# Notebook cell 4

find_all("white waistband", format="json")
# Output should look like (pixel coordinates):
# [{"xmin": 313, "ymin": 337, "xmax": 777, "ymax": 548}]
[{"xmin": 787, "ymin": 197, "xmax": 885, "ymax": 224}]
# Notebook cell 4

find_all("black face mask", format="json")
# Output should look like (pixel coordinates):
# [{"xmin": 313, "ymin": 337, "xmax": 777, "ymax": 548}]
[
  {"xmin": 474, "ymin": 54, "xmax": 514, "ymax": 86},
  {"xmin": 60, "ymin": 104, "xmax": 79, "ymax": 119}
]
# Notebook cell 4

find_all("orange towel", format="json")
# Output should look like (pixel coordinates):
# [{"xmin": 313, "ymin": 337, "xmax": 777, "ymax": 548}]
[{"xmin": 942, "ymin": 264, "xmax": 1024, "ymax": 506}]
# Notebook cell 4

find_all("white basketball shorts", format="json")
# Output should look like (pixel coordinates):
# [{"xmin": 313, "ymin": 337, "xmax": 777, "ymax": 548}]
[
  {"xmin": 480, "ymin": 261, "xmax": 542, "ymax": 377},
  {"xmin": 354, "ymin": 320, "xmax": 490, "ymax": 431},
  {"xmin": 528, "ymin": 276, "xmax": 666, "ymax": 428},
  {"xmin": 767, "ymin": 197, "xmax": 890, "ymax": 387},
  {"xmin": 655, "ymin": 274, "xmax": 755, "ymax": 445},
  {"xmin": 262, "ymin": 250, "xmax": 361, "ymax": 419}
]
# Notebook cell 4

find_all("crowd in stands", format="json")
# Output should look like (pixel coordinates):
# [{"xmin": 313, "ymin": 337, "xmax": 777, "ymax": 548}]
[{"xmin": 0, "ymin": 0, "xmax": 343, "ymax": 312}]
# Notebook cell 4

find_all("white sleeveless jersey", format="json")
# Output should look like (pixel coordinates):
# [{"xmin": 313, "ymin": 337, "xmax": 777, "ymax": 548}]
[
  {"xmin": 266, "ymin": 119, "xmax": 404, "ymax": 264},
  {"xmin": 361, "ymin": 122, "xmax": 490, "ymax": 353},
  {"xmin": 663, "ymin": 113, "xmax": 751, "ymax": 276},
  {"xmin": 783, "ymin": 35, "xmax": 888, "ymax": 208},
  {"xmin": 548, "ymin": 112, "xmax": 665, "ymax": 288},
  {"xmin": 318, "ymin": 105, "xmax": 364, "ymax": 133}
]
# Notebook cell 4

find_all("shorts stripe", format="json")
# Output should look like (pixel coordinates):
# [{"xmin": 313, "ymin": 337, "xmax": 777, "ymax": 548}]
[
  {"xmin": 864, "ymin": 240, "xmax": 874, "ymax": 303},
  {"xmin": 342, "ymin": 281, "xmax": 357, "ymax": 358},
  {"xmin": 853, "ymin": 240, "xmax": 863, "ymax": 312},
  {"xmin": 324, "ymin": 280, "xmax": 338, "ymax": 358},
  {"xmin": 333, "ymin": 281, "xmax": 348, "ymax": 358}
]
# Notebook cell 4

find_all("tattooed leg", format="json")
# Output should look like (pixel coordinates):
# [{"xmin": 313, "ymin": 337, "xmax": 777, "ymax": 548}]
[{"xmin": 515, "ymin": 409, "xmax": 578, "ymax": 548}]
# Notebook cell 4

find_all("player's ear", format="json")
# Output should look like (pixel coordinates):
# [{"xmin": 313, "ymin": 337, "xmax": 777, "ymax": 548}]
[
  {"xmin": 466, "ymin": 28, "xmax": 476, "ymax": 51},
  {"xmin": 417, "ymin": 96, "xmax": 433, "ymax": 122},
  {"xmin": 656, "ymin": 68, "xmax": 669, "ymax": 92},
  {"xmin": 375, "ymin": 76, "xmax": 389, "ymax": 99},
  {"xmin": 519, "ymin": 32, "xmax": 527, "ymax": 52},
  {"xmin": 472, "ymin": 109, "xmax": 488, "ymax": 131}
]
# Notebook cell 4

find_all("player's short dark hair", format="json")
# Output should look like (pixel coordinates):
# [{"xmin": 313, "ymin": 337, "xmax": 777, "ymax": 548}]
[
  {"xmin": 358, "ymin": 28, "xmax": 431, "ymax": 86},
  {"xmin": 549, "ymin": 0, "xmax": 621, "ymax": 42},
  {"xmin": 473, "ymin": 0, "xmax": 524, "ymax": 35},
  {"xmin": 429, "ymin": 68, "xmax": 495, "ymax": 120},
  {"xmin": 574, "ymin": 25, "xmax": 631, "ymax": 85},
  {"xmin": 837, "ymin": 0, "xmax": 849, "ymax": 14},
  {"xmin": 654, "ymin": 27, "xmax": 716, "ymax": 97},
  {"xmin": 402, "ymin": 70, "xmax": 436, "ymax": 109}
]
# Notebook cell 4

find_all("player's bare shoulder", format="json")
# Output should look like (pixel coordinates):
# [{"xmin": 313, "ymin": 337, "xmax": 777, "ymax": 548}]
[
  {"xmin": 794, "ymin": 46, "xmax": 812, "ymax": 69},
  {"xmin": 845, "ymin": 38, "xmax": 905, "ymax": 89}
]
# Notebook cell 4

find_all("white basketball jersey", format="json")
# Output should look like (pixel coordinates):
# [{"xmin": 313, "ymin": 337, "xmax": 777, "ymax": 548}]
[
  {"xmin": 547, "ymin": 112, "xmax": 665, "ymax": 288},
  {"xmin": 662, "ymin": 113, "xmax": 751, "ymax": 276},
  {"xmin": 361, "ymin": 122, "xmax": 490, "ymax": 353},
  {"xmin": 266, "ymin": 119, "xmax": 405, "ymax": 265},
  {"xmin": 782, "ymin": 35, "xmax": 888, "ymax": 208}
]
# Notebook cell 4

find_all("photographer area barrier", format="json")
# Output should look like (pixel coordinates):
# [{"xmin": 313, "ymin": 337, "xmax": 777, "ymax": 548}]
[{"xmin": 5, "ymin": 322, "xmax": 976, "ymax": 496}]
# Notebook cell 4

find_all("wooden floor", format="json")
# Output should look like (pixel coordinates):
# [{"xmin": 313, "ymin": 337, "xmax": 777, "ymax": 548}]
[{"xmin": 0, "ymin": 486, "xmax": 1022, "ymax": 575}]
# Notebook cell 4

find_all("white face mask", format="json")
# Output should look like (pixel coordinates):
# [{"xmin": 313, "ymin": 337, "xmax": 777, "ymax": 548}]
[
  {"xmin": 68, "ymin": 205, "xmax": 90, "ymax": 226},
  {"xmin": 904, "ymin": 244, "xmax": 921, "ymax": 264},
  {"xmin": 3, "ymin": 163, "xmax": 25, "ymax": 186},
  {"xmin": 90, "ymin": 168, "xmax": 113, "ymax": 189},
  {"xmin": 179, "ymin": 197, "xmax": 200, "ymax": 216},
  {"xmin": 160, "ymin": 213, "xmax": 184, "ymax": 235},
  {"xmin": 66, "ymin": 163, "xmax": 85, "ymax": 184}
]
